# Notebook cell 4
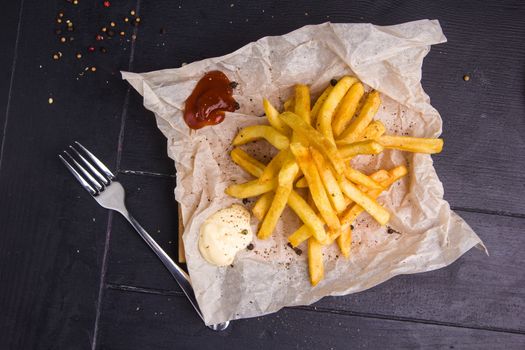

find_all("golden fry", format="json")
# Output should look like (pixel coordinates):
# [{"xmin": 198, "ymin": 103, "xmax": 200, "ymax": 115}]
[
  {"xmin": 317, "ymin": 76, "xmax": 357, "ymax": 143},
  {"xmin": 338, "ymin": 90, "xmax": 381, "ymax": 143},
  {"xmin": 252, "ymin": 192, "xmax": 274, "ymax": 221},
  {"xmin": 336, "ymin": 226, "xmax": 352, "ymax": 258},
  {"xmin": 310, "ymin": 147, "xmax": 346, "ymax": 213},
  {"xmin": 344, "ymin": 166, "xmax": 382, "ymax": 190},
  {"xmin": 263, "ymin": 98, "xmax": 290, "ymax": 135},
  {"xmin": 332, "ymin": 82, "xmax": 365, "ymax": 138},
  {"xmin": 378, "ymin": 135, "xmax": 444, "ymax": 154},
  {"xmin": 338, "ymin": 176, "xmax": 390, "ymax": 226},
  {"xmin": 284, "ymin": 97, "xmax": 295, "ymax": 112},
  {"xmin": 308, "ymin": 237, "xmax": 324, "ymax": 286},
  {"xmin": 258, "ymin": 160, "xmax": 299, "ymax": 239},
  {"xmin": 340, "ymin": 166, "xmax": 407, "ymax": 228},
  {"xmin": 233, "ymin": 125, "xmax": 290, "ymax": 150},
  {"xmin": 311, "ymin": 85, "xmax": 333, "ymax": 123},
  {"xmin": 338, "ymin": 140, "xmax": 384, "ymax": 159},
  {"xmin": 295, "ymin": 176, "xmax": 308, "ymax": 188},
  {"xmin": 225, "ymin": 178, "xmax": 277, "ymax": 198},
  {"xmin": 279, "ymin": 111, "xmax": 345, "ymax": 174},
  {"xmin": 258, "ymin": 148, "xmax": 290, "ymax": 183},
  {"xmin": 290, "ymin": 143, "xmax": 341, "ymax": 231},
  {"xmin": 294, "ymin": 84, "xmax": 311, "ymax": 124},
  {"xmin": 230, "ymin": 147, "xmax": 266, "ymax": 178},
  {"xmin": 360, "ymin": 120, "xmax": 386, "ymax": 141},
  {"xmin": 288, "ymin": 225, "xmax": 312, "ymax": 248},
  {"xmin": 286, "ymin": 167, "xmax": 406, "ymax": 248},
  {"xmin": 287, "ymin": 190, "xmax": 327, "ymax": 242}
]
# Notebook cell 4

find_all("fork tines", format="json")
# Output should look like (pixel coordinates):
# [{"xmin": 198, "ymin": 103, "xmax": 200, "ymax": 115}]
[{"xmin": 59, "ymin": 141, "xmax": 115, "ymax": 196}]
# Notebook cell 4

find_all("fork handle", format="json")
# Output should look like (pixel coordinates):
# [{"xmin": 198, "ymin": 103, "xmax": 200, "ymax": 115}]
[{"xmin": 123, "ymin": 213, "xmax": 206, "ymax": 323}]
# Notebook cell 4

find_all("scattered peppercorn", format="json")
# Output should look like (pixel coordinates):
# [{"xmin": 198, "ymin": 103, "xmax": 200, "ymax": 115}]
[
  {"xmin": 293, "ymin": 247, "xmax": 303, "ymax": 256},
  {"xmin": 242, "ymin": 198, "xmax": 249, "ymax": 205},
  {"xmin": 350, "ymin": 224, "xmax": 354, "ymax": 230},
  {"xmin": 246, "ymin": 243, "xmax": 254, "ymax": 250},
  {"xmin": 330, "ymin": 78, "xmax": 337, "ymax": 86},
  {"xmin": 229, "ymin": 81, "xmax": 238, "ymax": 89},
  {"xmin": 234, "ymin": 102, "xmax": 240, "ymax": 110}
]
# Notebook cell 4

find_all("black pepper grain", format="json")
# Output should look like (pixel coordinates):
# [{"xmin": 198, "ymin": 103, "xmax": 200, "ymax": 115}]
[
  {"xmin": 229, "ymin": 81, "xmax": 238, "ymax": 89},
  {"xmin": 330, "ymin": 78, "xmax": 338, "ymax": 86},
  {"xmin": 234, "ymin": 102, "xmax": 240, "ymax": 110}
]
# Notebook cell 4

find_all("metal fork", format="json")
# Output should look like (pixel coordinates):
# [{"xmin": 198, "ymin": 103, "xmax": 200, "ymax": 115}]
[{"xmin": 59, "ymin": 141, "xmax": 229, "ymax": 331}]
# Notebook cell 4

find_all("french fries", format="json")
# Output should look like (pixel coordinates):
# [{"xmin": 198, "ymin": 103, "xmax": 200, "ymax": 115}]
[
  {"xmin": 224, "ymin": 76, "xmax": 443, "ymax": 286},
  {"xmin": 252, "ymin": 192, "xmax": 274, "ymax": 221},
  {"xmin": 378, "ymin": 135, "xmax": 444, "ymax": 154},
  {"xmin": 225, "ymin": 178, "xmax": 277, "ymax": 198},
  {"xmin": 230, "ymin": 148, "xmax": 265, "ymax": 178},
  {"xmin": 311, "ymin": 85, "xmax": 333, "ymax": 123},
  {"xmin": 263, "ymin": 98, "xmax": 290, "ymax": 135},
  {"xmin": 338, "ymin": 176, "xmax": 390, "ymax": 226},
  {"xmin": 344, "ymin": 166, "xmax": 382, "ymax": 190},
  {"xmin": 336, "ymin": 226, "xmax": 352, "ymax": 258},
  {"xmin": 290, "ymin": 143, "xmax": 341, "ymax": 231},
  {"xmin": 332, "ymin": 82, "xmax": 365, "ymax": 138},
  {"xmin": 295, "ymin": 177, "xmax": 308, "ymax": 188},
  {"xmin": 338, "ymin": 140, "xmax": 384, "ymax": 159},
  {"xmin": 338, "ymin": 90, "xmax": 381, "ymax": 144},
  {"xmin": 258, "ymin": 160, "xmax": 299, "ymax": 239},
  {"xmin": 317, "ymin": 76, "xmax": 357, "ymax": 143},
  {"xmin": 258, "ymin": 148, "xmax": 290, "ymax": 183},
  {"xmin": 310, "ymin": 147, "xmax": 346, "ymax": 213},
  {"xmin": 233, "ymin": 125, "xmax": 290, "ymax": 150},
  {"xmin": 287, "ymin": 190, "xmax": 327, "ymax": 242},
  {"xmin": 308, "ymin": 238, "xmax": 324, "ymax": 286},
  {"xmin": 360, "ymin": 120, "xmax": 386, "ymax": 141},
  {"xmin": 279, "ymin": 111, "xmax": 346, "ymax": 175}
]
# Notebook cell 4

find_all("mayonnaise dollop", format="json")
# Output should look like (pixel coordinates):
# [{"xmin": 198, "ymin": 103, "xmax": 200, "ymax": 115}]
[{"xmin": 198, "ymin": 204, "xmax": 253, "ymax": 266}]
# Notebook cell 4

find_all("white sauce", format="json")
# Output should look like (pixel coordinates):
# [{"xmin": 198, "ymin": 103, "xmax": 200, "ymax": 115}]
[{"xmin": 198, "ymin": 204, "xmax": 253, "ymax": 266}]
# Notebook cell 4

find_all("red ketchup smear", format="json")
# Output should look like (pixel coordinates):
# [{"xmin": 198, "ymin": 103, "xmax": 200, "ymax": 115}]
[{"xmin": 183, "ymin": 71, "xmax": 238, "ymax": 129}]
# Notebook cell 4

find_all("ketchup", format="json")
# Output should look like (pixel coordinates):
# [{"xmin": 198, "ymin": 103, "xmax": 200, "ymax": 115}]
[{"xmin": 183, "ymin": 71, "xmax": 238, "ymax": 129}]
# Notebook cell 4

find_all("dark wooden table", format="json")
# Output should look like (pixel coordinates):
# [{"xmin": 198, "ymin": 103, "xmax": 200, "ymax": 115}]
[{"xmin": 1, "ymin": 1, "xmax": 524, "ymax": 349}]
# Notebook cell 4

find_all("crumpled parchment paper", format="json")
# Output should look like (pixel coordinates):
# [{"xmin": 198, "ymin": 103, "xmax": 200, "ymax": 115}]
[{"xmin": 122, "ymin": 20, "xmax": 485, "ymax": 325}]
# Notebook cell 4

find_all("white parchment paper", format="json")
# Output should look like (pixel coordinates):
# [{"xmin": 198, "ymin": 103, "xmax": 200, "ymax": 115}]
[{"xmin": 123, "ymin": 20, "xmax": 485, "ymax": 325}]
